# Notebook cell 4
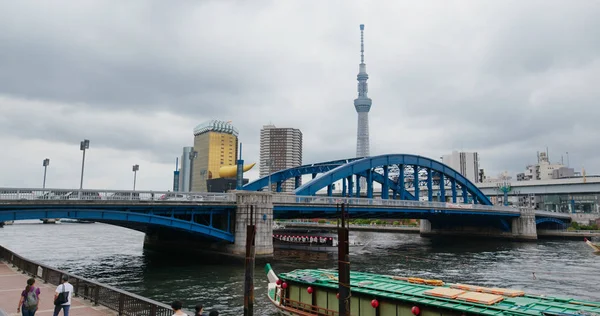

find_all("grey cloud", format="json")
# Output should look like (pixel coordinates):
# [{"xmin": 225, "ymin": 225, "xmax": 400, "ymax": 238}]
[{"xmin": 1, "ymin": 0, "xmax": 600, "ymax": 190}]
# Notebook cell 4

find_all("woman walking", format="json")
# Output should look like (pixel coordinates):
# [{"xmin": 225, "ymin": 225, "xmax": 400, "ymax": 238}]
[{"xmin": 17, "ymin": 278, "xmax": 41, "ymax": 316}]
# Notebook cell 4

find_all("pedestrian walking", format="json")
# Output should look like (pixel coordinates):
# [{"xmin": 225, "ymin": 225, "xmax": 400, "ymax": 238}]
[
  {"xmin": 17, "ymin": 277, "xmax": 40, "ymax": 316},
  {"xmin": 171, "ymin": 300, "xmax": 188, "ymax": 316},
  {"xmin": 53, "ymin": 275, "xmax": 73, "ymax": 316},
  {"xmin": 194, "ymin": 303, "xmax": 205, "ymax": 316}
]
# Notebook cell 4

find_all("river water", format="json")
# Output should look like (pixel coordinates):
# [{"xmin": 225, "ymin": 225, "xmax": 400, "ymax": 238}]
[{"xmin": 1, "ymin": 221, "xmax": 599, "ymax": 315}]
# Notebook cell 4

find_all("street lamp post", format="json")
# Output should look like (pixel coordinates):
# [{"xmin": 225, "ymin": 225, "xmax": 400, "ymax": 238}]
[
  {"xmin": 267, "ymin": 158, "xmax": 273, "ymax": 192},
  {"xmin": 132, "ymin": 164, "xmax": 139, "ymax": 191},
  {"xmin": 79, "ymin": 140, "xmax": 90, "ymax": 199},
  {"xmin": 189, "ymin": 151, "xmax": 198, "ymax": 191},
  {"xmin": 42, "ymin": 158, "xmax": 50, "ymax": 189}
]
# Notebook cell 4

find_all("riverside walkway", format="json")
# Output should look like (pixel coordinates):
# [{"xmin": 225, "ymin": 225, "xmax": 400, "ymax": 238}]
[
  {"xmin": 0, "ymin": 262, "xmax": 116, "ymax": 316},
  {"xmin": 0, "ymin": 245, "xmax": 180, "ymax": 316}
]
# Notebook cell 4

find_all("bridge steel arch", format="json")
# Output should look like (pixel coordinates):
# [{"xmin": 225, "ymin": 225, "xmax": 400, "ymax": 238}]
[
  {"xmin": 294, "ymin": 154, "xmax": 492, "ymax": 205},
  {"xmin": 242, "ymin": 158, "xmax": 364, "ymax": 192},
  {"xmin": 0, "ymin": 208, "xmax": 234, "ymax": 242},
  {"xmin": 242, "ymin": 158, "xmax": 416, "ymax": 199}
]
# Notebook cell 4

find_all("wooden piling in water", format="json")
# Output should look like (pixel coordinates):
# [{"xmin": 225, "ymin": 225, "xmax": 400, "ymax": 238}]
[
  {"xmin": 244, "ymin": 205, "xmax": 256, "ymax": 316},
  {"xmin": 338, "ymin": 203, "xmax": 351, "ymax": 316}
]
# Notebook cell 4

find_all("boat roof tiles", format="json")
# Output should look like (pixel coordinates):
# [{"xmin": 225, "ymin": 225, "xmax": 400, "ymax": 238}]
[{"xmin": 278, "ymin": 268, "xmax": 600, "ymax": 316}]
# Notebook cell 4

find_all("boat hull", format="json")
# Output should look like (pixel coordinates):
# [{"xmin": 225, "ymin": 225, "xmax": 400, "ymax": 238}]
[
  {"xmin": 265, "ymin": 264, "xmax": 600, "ymax": 316},
  {"xmin": 586, "ymin": 239, "xmax": 600, "ymax": 252}
]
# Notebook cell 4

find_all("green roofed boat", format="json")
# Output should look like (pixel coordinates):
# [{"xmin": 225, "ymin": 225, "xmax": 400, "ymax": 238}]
[{"xmin": 265, "ymin": 264, "xmax": 600, "ymax": 316}]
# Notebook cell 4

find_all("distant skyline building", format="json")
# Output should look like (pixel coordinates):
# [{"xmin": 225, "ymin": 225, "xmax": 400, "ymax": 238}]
[
  {"xmin": 178, "ymin": 146, "xmax": 194, "ymax": 192},
  {"xmin": 354, "ymin": 24, "xmax": 372, "ymax": 159},
  {"xmin": 442, "ymin": 151, "xmax": 480, "ymax": 183},
  {"xmin": 259, "ymin": 124, "xmax": 303, "ymax": 192},
  {"xmin": 354, "ymin": 24, "xmax": 372, "ymax": 191},
  {"xmin": 517, "ymin": 151, "xmax": 574, "ymax": 181},
  {"xmin": 191, "ymin": 120, "xmax": 239, "ymax": 192}
]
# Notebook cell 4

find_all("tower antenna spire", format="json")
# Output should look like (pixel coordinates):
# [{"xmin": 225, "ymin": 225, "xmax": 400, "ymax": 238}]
[{"xmin": 360, "ymin": 24, "xmax": 365, "ymax": 64}]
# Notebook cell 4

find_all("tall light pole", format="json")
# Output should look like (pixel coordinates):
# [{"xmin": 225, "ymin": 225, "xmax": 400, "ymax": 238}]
[
  {"xmin": 267, "ymin": 158, "xmax": 273, "ymax": 192},
  {"xmin": 132, "ymin": 164, "xmax": 139, "ymax": 191},
  {"xmin": 42, "ymin": 158, "xmax": 50, "ymax": 189},
  {"xmin": 79, "ymin": 139, "xmax": 90, "ymax": 189},
  {"xmin": 189, "ymin": 150, "xmax": 198, "ymax": 191}
]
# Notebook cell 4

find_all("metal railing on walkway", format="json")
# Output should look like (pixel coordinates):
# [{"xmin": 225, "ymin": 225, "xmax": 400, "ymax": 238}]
[
  {"xmin": 272, "ymin": 194, "xmax": 521, "ymax": 213},
  {"xmin": 0, "ymin": 245, "xmax": 178, "ymax": 316},
  {"xmin": 1, "ymin": 187, "xmax": 571, "ymax": 217},
  {"xmin": 0, "ymin": 187, "xmax": 235, "ymax": 202}
]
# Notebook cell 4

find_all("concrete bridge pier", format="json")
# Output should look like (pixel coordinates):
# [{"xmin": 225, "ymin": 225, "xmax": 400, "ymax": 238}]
[
  {"xmin": 419, "ymin": 208, "xmax": 538, "ymax": 240},
  {"xmin": 143, "ymin": 191, "xmax": 273, "ymax": 260},
  {"xmin": 511, "ymin": 208, "xmax": 537, "ymax": 240},
  {"xmin": 227, "ymin": 191, "xmax": 273, "ymax": 258}
]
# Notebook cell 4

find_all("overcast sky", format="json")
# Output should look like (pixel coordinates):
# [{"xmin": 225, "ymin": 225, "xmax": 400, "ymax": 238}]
[{"xmin": 1, "ymin": 1, "xmax": 599, "ymax": 191}]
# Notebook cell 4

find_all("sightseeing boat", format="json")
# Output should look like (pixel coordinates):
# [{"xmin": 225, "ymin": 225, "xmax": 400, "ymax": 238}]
[
  {"xmin": 265, "ymin": 264, "xmax": 600, "ymax": 316},
  {"xmin": 273, "ymin": 227, "xmax": 366, "ymax": 253}
]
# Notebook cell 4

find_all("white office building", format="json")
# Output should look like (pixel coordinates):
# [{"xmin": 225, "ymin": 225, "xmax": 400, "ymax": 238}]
[
  {"xmin": 441, "ymin": 151, "xmax": 480, "ymax": 183},
  {"xmin": 179, "ymin": 146, "xmax": 194, "ymax": 192}
]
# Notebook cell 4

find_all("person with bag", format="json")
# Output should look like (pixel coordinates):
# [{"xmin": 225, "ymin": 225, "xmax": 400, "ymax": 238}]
[
  {"xmin": 17, "ymin": 278, "xmax": 41, "ymax": 316},
  {"xmin": 53, "ymin": 275, "xmax": 73, "ymax": 316}
]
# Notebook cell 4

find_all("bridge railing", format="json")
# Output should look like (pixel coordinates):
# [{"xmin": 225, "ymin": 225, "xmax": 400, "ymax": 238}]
[
  {"xmin": 0, "ymin": 188, "xmax": 235, "ymax": 202},
  {"xmin": 0, "ymin": 245, "xmax": 181, "ymax": 316},
  {"xmin": 273, "ymin": 194, "xmax": 520, "ymax": 213}
]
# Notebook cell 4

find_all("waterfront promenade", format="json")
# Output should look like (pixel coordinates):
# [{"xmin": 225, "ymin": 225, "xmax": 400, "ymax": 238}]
[{"xmin": 0, "ymin": 262, "xmax": 116, "ymax": 316}]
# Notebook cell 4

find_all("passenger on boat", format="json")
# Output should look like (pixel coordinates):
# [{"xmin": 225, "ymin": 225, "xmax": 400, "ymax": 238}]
[
  {"xmin": 208, "ymin": 310, "xmax": 219, "ymax": 316},
  {"xmin": 171, "ymin": 300, "xmax": 188, "ymax": 316}
]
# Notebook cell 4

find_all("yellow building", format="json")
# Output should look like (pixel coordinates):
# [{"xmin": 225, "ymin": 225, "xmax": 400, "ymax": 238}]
[{"xmin": 191, "ymin": 120, "xmax": 238, "ymax": 192}]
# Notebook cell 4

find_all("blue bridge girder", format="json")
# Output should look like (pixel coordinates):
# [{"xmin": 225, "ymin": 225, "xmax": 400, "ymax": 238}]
[
  {"xmin": 0, "ymin": 202, "xmax": 236, "ymax": 242},
  {"xmin": 293, "ymin": 154, "xmax": 492, "ymax": 205}
]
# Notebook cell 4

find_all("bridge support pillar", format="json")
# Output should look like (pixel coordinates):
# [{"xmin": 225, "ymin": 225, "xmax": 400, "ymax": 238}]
[
  {"xmin": 511, "ymin": 208, "xmax": 537, "ymax": 240},
  {"xmin": 419, "ymin": 219, "xmax": 432, "ymax": 235},
  {"xmin": 230, "ymin": 191, "xmax": 274, "ymax": 258},
  {"xmin": 419, "ymin": 209, "xmax": 537, "ymax": 241}
]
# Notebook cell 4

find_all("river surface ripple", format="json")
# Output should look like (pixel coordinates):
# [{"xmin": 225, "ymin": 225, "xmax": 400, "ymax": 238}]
[{"xmin": 1, "ymin": 222, "xmax": 599, "ymax": 315}]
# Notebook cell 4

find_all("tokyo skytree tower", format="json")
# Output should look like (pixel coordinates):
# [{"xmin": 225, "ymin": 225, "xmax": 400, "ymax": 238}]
[{"xmin": 354, "ymin": 24, "xmax": 372, "ymax": 159}]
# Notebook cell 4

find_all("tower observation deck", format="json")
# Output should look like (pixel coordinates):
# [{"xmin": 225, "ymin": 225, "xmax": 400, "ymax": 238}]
[{"xmin": 354, "ymin": 24, "xmax": 372, "ymax": 159}]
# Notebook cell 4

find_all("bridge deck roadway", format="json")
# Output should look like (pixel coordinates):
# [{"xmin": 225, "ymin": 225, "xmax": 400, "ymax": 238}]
[
  {"xmin": 0, "ymin": 199, "xmax": 572, "ymax": 221},
  {"xmin": 0, "ymin": 262, "xmax": 117, "ymax": 316}
]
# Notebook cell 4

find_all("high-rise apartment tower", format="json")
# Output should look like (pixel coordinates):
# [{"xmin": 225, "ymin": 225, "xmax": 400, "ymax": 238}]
[
  {"xmin": 259, "ymin": 125, "xmax": 303, "ymax": 192},
  {"xmin": 191, "ymin": 120, "xmax": 239, "ymax": 192}
]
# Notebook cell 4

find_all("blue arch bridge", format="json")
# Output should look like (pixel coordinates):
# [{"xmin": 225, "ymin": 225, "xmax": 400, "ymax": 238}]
[{"xmin": 0, "ymin": 154, "xmax": 570, "ymax": 258}]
